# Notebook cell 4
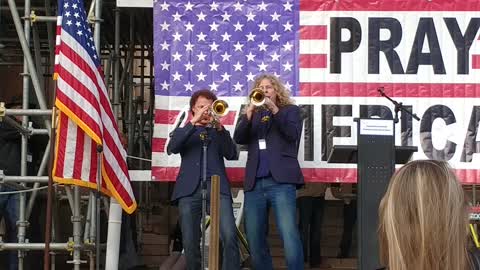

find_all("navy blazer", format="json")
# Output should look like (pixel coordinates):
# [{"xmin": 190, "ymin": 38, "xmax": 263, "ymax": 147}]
[
  {"xmin": 167, "ymin": 122, "xmax": 237, "ymax": 201},
  {"xmin": 233, "ymin": 104, "xmax": 304, "ymax": 191}
]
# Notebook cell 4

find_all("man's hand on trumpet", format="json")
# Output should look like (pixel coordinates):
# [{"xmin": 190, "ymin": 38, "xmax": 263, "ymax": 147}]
[
  {"xmin": 211, "ymin": 117, "xmax": 224, "ymax": 131},
  {"xmin": 245, "ymin": 103, "xmax": 255, "ymax": 121},
  {"xmin": 246, "ymin": 96, "xmax": 279, "ymax": 121},
  {"xmin": 190, "ymin": 105, "xmax": 211, "ymax": 126},
  {"xmin": 263, "ymin": 97, "xmax": 279, "ymax": 115}
]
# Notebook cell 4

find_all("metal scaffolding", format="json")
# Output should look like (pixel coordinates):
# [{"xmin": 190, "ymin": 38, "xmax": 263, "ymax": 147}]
[{"xmin": 0, "ymin": 0, "xmax": 154, "ymax": 269}]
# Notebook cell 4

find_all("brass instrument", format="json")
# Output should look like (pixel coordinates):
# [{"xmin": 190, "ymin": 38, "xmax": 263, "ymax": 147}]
[
  {"xmin": 249, "ymin": 88, "xmax": 265, "ymax": 106},
  {"xmin": 211, "ymin": 99, "xmax": 229, "ymax": 117}
]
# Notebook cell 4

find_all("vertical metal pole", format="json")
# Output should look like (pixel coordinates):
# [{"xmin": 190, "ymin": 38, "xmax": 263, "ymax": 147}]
[
  {"xmin": 89, "ymin": 191, "xmax": 96, "ymax": 255},
  {"xmin": 93, "ymin": 1, "xmax": 103, "ymax": 269},
  {"xmin": 18, "ymin": 0, "xmax": 32, "ymax": 268},
  {"xmin": 208, "ymin": 175, "xmax": 220, "ymax": 270},
  {"xmin": 148, "ymin": 46, "xmax": 154, "ymax": 146},
  {"xmin": 94, "ymin": 0, "xmax": 102, "ymax": 57},
  {"xmin": 104, "ymin": 52, "xmax": 112, "ymax": 89},
  {"xmin": 84, "ymin": 195, "xmax": 92, "ymax": 243},
  {"xmin": 7, "ymin": 0, "xmax": 49, "ymax": 112},
  {"xmin": 95, "ymin": 148, "xmax": 102, "ymax": 270},
  {"xmin": 104, "ymin": 7, "xmax": 124, "ymax": 270},
  {"xmin": 32, "ymin": 25, "xmax": 45, "ymax": 87},
  {"xmin": 139, "ymin": 44, "xmax": 145, "ymax": 169},
  {"xmin": 201, "ymin": 142, "xmax": 208, "ymax": 270},
  {"xmin": 127, "ymin": 13, "xmax": 135, "ymax": 157},
  {"xmin": 87, "ymin": 193, "xmax": 95, "ymax": 270},
  {"xmin": 113, "ymin": 8, "xmax": 120, "ymax": 119},
  {"xmin": 73, "ymin": 186, "xmax": 82, "ymax": 270},
  {"xmin": 45, "ymin": 0, "xmax": 56, "ymax": 71}
]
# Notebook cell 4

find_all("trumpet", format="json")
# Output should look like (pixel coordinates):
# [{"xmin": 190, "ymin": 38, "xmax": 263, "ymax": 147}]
[
  {"xmin": 249, "ymin": 88, "xmax": 265, "ymax": 106},
  {"xmin": 211, "ymin": 99, "xmax": 229, "ymax": 117}
]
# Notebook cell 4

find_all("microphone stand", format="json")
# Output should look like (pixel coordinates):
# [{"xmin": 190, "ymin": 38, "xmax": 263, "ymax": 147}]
[
  {"xmin": 377, "ymin": 87, "xmax": 420, "ymax": 123},
  {"xmin": 199, "ymin": 130, "xmax": 210, "ymax": 270}
]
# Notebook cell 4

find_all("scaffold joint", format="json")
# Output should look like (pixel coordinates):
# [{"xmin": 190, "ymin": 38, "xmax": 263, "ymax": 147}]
[
  {"xmin": 66, "ymin": 238, "xmax": 74, "ymax": 253},
  {"xmin": 0, "ymin": 102, "xmax": 5, "ymax": 120},
  {"xmin": 30, "ymin": 10, "xmax": 37, "ymax": 23}
]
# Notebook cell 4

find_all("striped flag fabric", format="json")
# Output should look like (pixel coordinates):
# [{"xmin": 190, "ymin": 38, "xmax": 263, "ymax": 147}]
[
  {"xmin": 152, "ymin": 0, "xmax": 480, "ymax": 185},
  {"xmin": 53, "ymin": 0, "xmax": 62, "ymax": 79},
  {"xmin": 52, "ymin": 0, "xmax": 136, "ymax": 213},
  {"xmin": 152, "ymin": 0, "xmax": 334, "ymax": 182}
]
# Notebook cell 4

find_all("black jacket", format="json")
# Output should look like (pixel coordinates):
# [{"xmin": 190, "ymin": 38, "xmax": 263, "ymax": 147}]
[
  {"xmin": 233, "ymin": 105, "xmax": 304, "ymax": 191},
  {"xmin": 0, "ymin": 120, "xmax": 21, "ymax": 176},
  {"xmin": 167, "ymin": 123, "xmax": 237, "ymax": 201}
]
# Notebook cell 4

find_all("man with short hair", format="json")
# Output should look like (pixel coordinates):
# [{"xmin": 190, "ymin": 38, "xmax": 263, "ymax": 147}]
[{"xmin": 167, "ymin": 89, "xmax": 240, "ymax": 270}]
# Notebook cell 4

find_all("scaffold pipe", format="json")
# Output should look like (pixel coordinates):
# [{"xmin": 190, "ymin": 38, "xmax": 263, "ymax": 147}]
[{"xmin": 5, "ymin": 109, "xmax": 52, "ymax": 116}]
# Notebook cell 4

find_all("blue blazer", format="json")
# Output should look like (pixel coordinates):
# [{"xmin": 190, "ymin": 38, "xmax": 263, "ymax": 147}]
[
  {"xmin": 233, "ymin": 105, "xmax": 304, "ymax": 191},
  {"xmin": 167, "ymin": 122, "xmax": 237, "ymax": 201}
]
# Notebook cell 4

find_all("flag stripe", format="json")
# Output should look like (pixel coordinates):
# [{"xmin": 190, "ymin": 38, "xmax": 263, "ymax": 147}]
[
  {"xmin": 300, "ymin": 54, "xmax": 327, "ymax": 68},
  {"xmin": 152, "ymin": 138, "xmax": 167, "ymax": 153},
  {"xmin": 54, "ymin": 113, "xmax": 68, "ymax": 177},
  {"xmin": 83, "ymin": 135, "xmax": 95, "ymax": 181},
  {"xmin": 73, "ymin": 126, "xmax": 85, "ymax": 180},
  {"xmin": 299, "ymin": 40, "xmax": 328, "ymax": 54},
  {"xmin": 299, "ymin": 82, "xmax": 480, "ymax": 97},
  {"xmin": 299, "ymin": 0, "xmax": 480, "ymax": 11},
  {"xmin": 150, "ymin": 166, "xmax": 480, "ymax": 185},
  {"xmin": 63, "ymin": 118, "xmax": 77, "ymax": 178},
  {"xmin": 154, "ymin": 109, "xmax": 181, "ymax": 124},
  {"xmin": 299, "ymin": 25, "xmax": 327, "ymax": 40}
]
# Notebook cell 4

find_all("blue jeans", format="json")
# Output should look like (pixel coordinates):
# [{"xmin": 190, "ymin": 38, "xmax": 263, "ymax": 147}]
[
  {"xmin": 178, "ymin": 185, "xmax": 240, "ymax": 270},
  {"xmin": 0, "ymin": 185, "xmax": 19, "ymax": 270},
  {"xmin": 244, "ymin": 177, "xmax": 304, "ymax": 270}
]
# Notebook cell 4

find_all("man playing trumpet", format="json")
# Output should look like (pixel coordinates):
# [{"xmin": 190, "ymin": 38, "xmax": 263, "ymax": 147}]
[
  {"xmin": 234, "ymin": 74, "xmax": 304, "ymax": 270},
  {"xmin": 167, "ymin": 89, "xmax": 240, "ymax": 270}
]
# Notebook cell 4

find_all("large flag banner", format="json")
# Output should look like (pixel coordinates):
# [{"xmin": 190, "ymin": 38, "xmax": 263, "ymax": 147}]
[
  {"xmin": 53, "ymin": 0, "xmax": 137, "ymax": 213},
  {"xmin": 153, "ymin": 0, "xmax": 480, "ymax": 183}
]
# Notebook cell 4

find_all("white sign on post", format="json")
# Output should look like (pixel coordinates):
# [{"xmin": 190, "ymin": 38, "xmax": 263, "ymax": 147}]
[
  {"xmin": 116, "ymin": 0, "xmax": 152, "ymax": 8},
  {"xmin": 360, "ymin": 119, "xmax": 394, "ymax": 136}
]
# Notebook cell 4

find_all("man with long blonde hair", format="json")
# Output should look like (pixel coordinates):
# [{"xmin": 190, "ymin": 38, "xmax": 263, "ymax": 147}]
[
  {"xmin": 234, "ymin": 74, "xmax": 304, "ymax": 270},
  {"xmin": 378, "ymin": 160, "xmax": 473, "ymax": 270}
]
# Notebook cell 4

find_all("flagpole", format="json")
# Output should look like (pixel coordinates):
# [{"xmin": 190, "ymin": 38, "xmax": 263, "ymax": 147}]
[
  {"xmin": 44, "ymin": 105, "xmax": 56, "ymax": 270},
  {"xmin": 96, "ymin": 145, "xmax": 103, "ymax": 270}
]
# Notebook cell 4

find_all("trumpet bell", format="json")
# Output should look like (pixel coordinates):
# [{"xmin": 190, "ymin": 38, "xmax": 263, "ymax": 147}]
[
  {"xmin": 212, "ymin": 99, "xmax": 229, "ymax": 117},
  {"xmin": 249, "ymin": 88, "xmax": 265, "ymax": 106}
]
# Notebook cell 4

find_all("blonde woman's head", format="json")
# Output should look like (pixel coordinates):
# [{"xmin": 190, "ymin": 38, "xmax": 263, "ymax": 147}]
[
  {"xmin": 251, "ymin": 74, "xmax": 294, "ymax": 107},
  {"xmin": 379, "ymin": 160, "xmax": 470, "ymax": 270}
]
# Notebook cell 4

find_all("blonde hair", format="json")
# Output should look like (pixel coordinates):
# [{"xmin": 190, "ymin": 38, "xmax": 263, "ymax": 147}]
[
  {"xmin": 251, "ymin": 74, "xmax": 294, "ymax": 107},
  {"xmin": 379, "ymin": 160, "xmax": 470, "ymax": 270}
]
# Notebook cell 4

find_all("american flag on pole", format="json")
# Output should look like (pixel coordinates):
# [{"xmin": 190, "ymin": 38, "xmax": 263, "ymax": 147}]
[
  {"xmin": 152, "ymin": 0, "xmax": 342, "ymax": 182},
  {"xmin": 52, "ymin": 0, "xmax": 137, "ymax": 213}
]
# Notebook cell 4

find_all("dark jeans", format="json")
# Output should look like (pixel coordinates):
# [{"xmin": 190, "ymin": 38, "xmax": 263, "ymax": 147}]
[
  {"xmin": 297, "ymin": 196, "xmax": 325, "ymax": 266},
  {"xmin": 0, "ymin": 185, "xmax": 19, "ymax": 270},
  {"xmin": 244, "ymin": 177, "xmax": 304, "ymax": 270},
  {"xmin": 178, "ymin": 185, "xmax": 240, "ymax": 270},
  {"xmin": 339, "ymin": 200, "xmax": 357, "ymax": 257}
]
